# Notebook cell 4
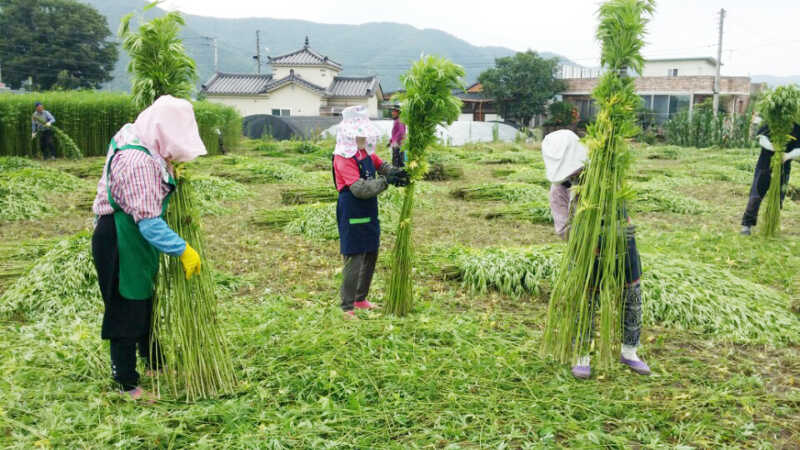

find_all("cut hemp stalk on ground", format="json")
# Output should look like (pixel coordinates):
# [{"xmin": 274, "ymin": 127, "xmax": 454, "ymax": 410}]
[
  {"xmin": 384, "ymin": 55, "xmax": 464, "ymax": 316},
  {"xmin": 541, "ymin": 0, "xmax": 655, "ymax": 368},
  {"xmin": 49, "ymin": 126, "xmax": 83, "ymax": 159},
  {"xmin": 756, "ymin": 84, "xmax": 800, "ymax": 237}
]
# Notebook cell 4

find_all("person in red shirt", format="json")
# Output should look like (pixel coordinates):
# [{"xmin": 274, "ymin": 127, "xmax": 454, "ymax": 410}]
[{"xmin": 333, "ymin": 106, "xmax": 408, "ymax": 318}]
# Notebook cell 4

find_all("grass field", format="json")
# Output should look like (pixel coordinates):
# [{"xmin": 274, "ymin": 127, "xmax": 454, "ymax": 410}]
[{"xmin": 1, "ymin": 139, "xmax": 799, "ymax": 448}]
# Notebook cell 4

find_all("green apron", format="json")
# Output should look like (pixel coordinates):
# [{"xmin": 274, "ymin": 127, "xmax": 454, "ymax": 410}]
[{"xmin": 105, "ymin": 140, "xmax": 175, "ymax": 300}]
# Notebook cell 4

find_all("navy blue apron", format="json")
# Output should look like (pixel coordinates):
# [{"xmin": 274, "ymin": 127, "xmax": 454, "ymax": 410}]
[{"xmin": 335, "ymin": 154, "xmax": 380, "ymax": 255}]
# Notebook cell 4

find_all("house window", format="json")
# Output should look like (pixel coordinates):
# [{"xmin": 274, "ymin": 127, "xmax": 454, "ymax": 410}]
[
  {"xmin": 667, "ymin": 68, "xmax": 678, "ymax": 77},
  {"xmin": 271, "ymin": 109, "xmax": 291, "ymax": 117}
]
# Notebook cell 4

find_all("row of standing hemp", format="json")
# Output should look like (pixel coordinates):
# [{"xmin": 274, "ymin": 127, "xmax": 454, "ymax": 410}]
[
  {"xmin": 0, "ymin": 91, "xmax": 240, "ymax": 158},
  {"xmin": 662, "ymin": 100, "xmax": 756, "ymax": 149}
]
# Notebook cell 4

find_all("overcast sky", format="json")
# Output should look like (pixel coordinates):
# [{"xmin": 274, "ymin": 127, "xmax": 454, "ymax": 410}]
[{"xmin": 159, "ymin": 0, "xmax": 799, "ymax": 76}]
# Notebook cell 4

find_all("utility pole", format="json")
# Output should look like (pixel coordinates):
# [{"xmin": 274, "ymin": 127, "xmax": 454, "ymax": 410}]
[
  {"xmin": 254, "ymin": 30, "xmax": 262, "ymax": 74},
  {"xmin": 211, "ymin": 37, "xmax": 218, "ymax": 73},
  {"xmin": 713, "ymin": 8, "xmax": 726, "ymax": 115},
  {"xmin": 202, "ymin": 36, "xmax": 219, "ymax": 73}
]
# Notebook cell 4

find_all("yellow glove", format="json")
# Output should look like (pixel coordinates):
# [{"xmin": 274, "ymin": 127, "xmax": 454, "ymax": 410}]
[{"xmin": 179, "ymin": 243, "xmax": 202, "ymax": 280}]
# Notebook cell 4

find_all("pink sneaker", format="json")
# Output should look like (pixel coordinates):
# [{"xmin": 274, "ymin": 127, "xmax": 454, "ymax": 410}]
[
  {"xmin": 124, "ymin": 387, "xmax": 144, "ymax": 399},
  {"xmin": 353, "ymin": 300, "xmax": 377, "ymax": 310},
  {"xmin": 121, "ymin": 387, "xmax": 156, "ymax": 403}
]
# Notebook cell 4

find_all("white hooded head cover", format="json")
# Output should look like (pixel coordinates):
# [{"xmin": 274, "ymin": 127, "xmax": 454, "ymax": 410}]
[
  {"xmin": 542, "ymin": 129, "xmax": 589, "ymax": 183},
  {"xmin": 333, "ymin": 105, "xmax": 382, "ymax": 158}
]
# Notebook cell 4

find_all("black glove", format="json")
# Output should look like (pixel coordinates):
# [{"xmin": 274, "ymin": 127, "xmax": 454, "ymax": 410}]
[{"xmin": 386, "ymin": 168, "xmax": 410, "ymax": 187}]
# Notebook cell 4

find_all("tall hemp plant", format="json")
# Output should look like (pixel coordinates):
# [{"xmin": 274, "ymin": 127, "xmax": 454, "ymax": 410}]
[
  {"xmin": 384, "ymin": 56, "xmax": 464, "ymax": 316},
  {"xmin": 119, "ymin": 1, "xmax": 197, "ymax": 110},
  {"xmin": 120, "ymin": 2, "xmax": 236, "ymax": 400},
  {"xmin": 541, "ymin": 0, "xmax": 655, "ymax": 367},
  {"xmin": 757, "ymin": 85, "xmax": 800, "ymax": 237}
]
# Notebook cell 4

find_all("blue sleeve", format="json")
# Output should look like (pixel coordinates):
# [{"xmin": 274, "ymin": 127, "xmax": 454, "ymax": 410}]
[
  {"xmin": 46, "ymin": 111, "xmax": 55, "ymax": 124},
  {"xmin": 137, "ymin": 217, "xmax": 186, "ymax": 256}
]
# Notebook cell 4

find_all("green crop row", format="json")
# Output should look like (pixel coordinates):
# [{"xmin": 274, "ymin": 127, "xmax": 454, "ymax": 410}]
[{"xmin": 0, "ymin": 91, "xmax": 241, "ymax": 158}]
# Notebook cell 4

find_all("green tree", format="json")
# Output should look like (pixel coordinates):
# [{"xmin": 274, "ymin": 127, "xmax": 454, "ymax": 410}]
[
  {"xmin": 0, "ymin": 0, "xmax": 118, "ymax": 90},
  {"xmin": 478, "ymin": 51, "xmax": 566, "ymax": 126},
  {"xmin": 52, "ymin": 69, "xmax": 81, "ymax": 90},
  {"xmin": 119, "ymin": 2, "xmax": 197, "ymax": 109}
]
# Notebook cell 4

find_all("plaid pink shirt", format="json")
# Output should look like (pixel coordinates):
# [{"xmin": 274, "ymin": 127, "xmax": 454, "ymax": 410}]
[{"xmin": 92, "ymin": 125, "xmax": 173, "ymax": 223}]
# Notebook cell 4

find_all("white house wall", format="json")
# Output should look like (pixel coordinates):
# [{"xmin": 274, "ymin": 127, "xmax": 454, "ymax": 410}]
[
  {"xmin": 208, "ymin": 84, "xmax": 323, "ymax": 117},
  {"xmin": 272, "ymin": 66, "xmax": 337, "ymax": 88},
  {"xmin": 325, "ymin": 95, "xmax": 380, "ymax": 118},
  {"xmin": 641, "ymin": 60, "xmax": 717, "ymax": 77},
  {"xmin": 267, "ymin": 84, "xmax": 323, "ymax": 116},
  {"xmin": 205, "ymin": 96, "xmax": 271, "ymax": 116}
]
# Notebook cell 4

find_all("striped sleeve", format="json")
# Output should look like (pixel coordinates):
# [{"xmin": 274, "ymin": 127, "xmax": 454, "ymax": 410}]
[{"xmin": 109, "ymin": 151, "xmax": 166, "ymax": 223}]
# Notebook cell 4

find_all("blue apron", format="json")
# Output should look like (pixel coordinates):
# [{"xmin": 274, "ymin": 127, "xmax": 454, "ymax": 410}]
[{"xmin": 335, "ymin": 154, "xmax": 380, "ymax": 255}]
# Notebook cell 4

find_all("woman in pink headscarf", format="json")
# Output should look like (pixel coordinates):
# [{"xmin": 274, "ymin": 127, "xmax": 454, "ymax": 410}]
[{"xmin": 91, "ymin": 95, "xmax": 207, "ymax": 399}]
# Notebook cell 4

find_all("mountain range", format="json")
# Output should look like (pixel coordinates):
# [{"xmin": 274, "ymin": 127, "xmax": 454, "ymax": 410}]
[
  {"xmin": 83, "ymin": 0, "xmax": 569, "ymax": 93},
  {"xmin": 78, "ymin": 1, "xmax": 800, "ymax": 93},
  {"xmin": 750, "ymin": 75, "xmax": 800, "ymax": 88}
]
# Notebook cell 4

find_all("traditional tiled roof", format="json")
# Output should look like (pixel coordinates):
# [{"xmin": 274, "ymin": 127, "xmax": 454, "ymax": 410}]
[
  {"xmin": 201, "ymin": 73, "xmax": 273, "ymax": 95},
  {"xmin": 202, "ymin": 72, "xmax": 381, "ymax": 99},
  {"xmin": 201, "ymin": 71, "xmax": 327, "ymax": 95},
  {"xmin": 327, "ymin": 76, "xmax": 380, "ymax": 98},
  {"xmin": 452, "ymin": 88, "xmax": 493, "ymax": 102},
  {"xmin": 266, "ymin": 70, "xmax": 327, "ymax": 93},
  {"xmin": 267, "ymin": 39, "xmax": 343, "ymax": 70}
]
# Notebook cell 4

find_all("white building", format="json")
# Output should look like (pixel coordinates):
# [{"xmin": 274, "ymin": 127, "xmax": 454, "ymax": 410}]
[
  {"xmin": 201, "ymin": 38, "xmax": 384, "ymax": 118},
  {"xmin": 640, "ymin": 57, "xmax": 718, "ymax": 77}
]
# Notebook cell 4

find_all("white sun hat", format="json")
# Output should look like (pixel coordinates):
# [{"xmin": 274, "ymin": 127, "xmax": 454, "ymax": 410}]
[
  {"xmin": 333, "ymin": 105, "xmax": 382, "ymax": 158},
  {"xmin": 542, "ymin": 129, "xmax": 589, "ymax": 183}
]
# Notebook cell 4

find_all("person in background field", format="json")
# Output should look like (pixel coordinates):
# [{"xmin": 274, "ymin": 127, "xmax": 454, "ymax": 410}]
[
  {"xmin": 389, "ymin": 105, "xmax": 406, "ymax": 167},
  {"xmin": 740, "ymin": 122, "xmax": 800, "ymax": 235},
  {"xmin": 91, "ymin": 95, "xmax": 206, "ymax": 400},
  {"xmin": 215, "ymin": 128, "xmax": 227, "ymax": 155},
  {"xmin": 31, "ymin": 102, "xmax": 57, "ymax": 160},
  {"xmin": 333, "ymin": 105, "xmax": 409, "ymax": 319},
  {"xmin": 543, "ymin": 129, "xmax": 651, "ymax": 379}
]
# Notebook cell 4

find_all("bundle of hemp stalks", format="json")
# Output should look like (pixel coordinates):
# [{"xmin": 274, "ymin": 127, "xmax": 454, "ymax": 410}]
[
  {"xmin": 757, "ymin": 85, "xmax": 800, "ymax": 237},
  {"xmin": 384, "ymin": 55, "xmax": 464, "ymax": 316},
  {"xmin": 541, "ymin": 0, "xmax": 655, "ymax": 368},
  {"xmin": 152, "ymin": 170, "xmax": 236, "ymax": 401}
]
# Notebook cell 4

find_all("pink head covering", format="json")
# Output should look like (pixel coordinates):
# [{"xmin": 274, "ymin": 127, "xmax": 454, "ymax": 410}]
[{"xmin": 133, "ymin": 95, "xmax": 207, "ymax": 163}]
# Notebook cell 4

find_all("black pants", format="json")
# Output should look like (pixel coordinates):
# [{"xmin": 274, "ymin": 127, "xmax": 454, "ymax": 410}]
[
  {"xmin": 341, "ymin": 251, "xmax": 378, "ymax": 311},
  {"xmin": 39, "ymin": 129, "xmax": 56, "ymax": 159},
  {"xmin": 577, "ymin": 225, "xmax": 643, "ymax": 350},
  {"xmin": 742, "ymin": 149, "xmax": 791, "ymax": 226},
  {"xmin": 110, "ymin": 336, "xmax": 163, "ymax": 391},
  {"xmin": 92, "ymin": 215, "xmax": 163, "ymax": 390},
  {"xmin": 391, "ymin": 145, "xmax": 405, "ymax": 168}
]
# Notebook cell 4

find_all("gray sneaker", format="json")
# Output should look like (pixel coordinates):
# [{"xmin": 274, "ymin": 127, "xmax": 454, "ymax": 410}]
[{"xmin": 740, "ymin": 226, "xmax": 751, "ymax": 236}]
